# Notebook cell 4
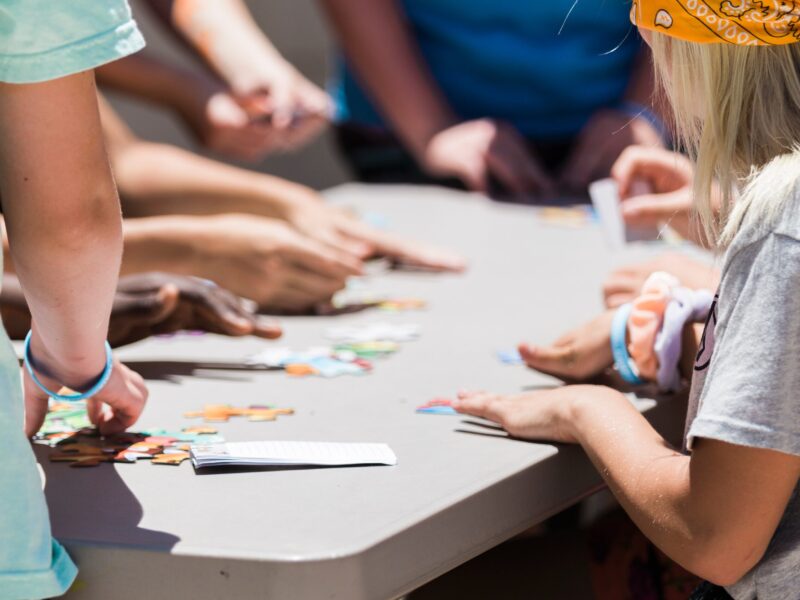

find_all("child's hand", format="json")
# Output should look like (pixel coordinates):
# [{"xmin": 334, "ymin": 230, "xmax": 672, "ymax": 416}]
[
  {"xmin": 277, "ymin": 186, "xmax": 466, "ymax": 272},
  {"xmin": 178, "ymin": 215, "xmax": 363, "ymax": 312},
  {"xmin": 23, "ymin": 360, "xmax": 147, "ymax": 438},
  {"xmin": 110, "ymin": 273, "xmax": 282, "ymax": 347},
  {"xmin": 610, "ymin": 146, "xmax": 709, "ymax": 244},
  {"xmin": 603, "ymin": 253, "xmax": 721, "ymax": 308},
  {"xmin": 518, "ymin": 310, "xmax": 615, "ymax": 381},
  {"xmin": 453, "ymin": 386, "xmax": 617, "ymax": 444},
  {"xmin": 85, "ymin": 361, "xmax": 148, "ymax": 436},
  {"xmin": 422, "ymin": 119, "xmax": 556, "ymax": 199}
]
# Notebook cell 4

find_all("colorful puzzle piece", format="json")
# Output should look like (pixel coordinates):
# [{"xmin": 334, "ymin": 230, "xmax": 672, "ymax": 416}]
[
  {"xmin": 183, "ymin": 404, "xmax": 294, "ymax": 423},
  {"xmin": 416, "ymin": 398, "xmax": 459, "ymax": 416},
  {"xmin": 36, "ymin": 401, "xmax": 225, "ymax": 468},
  {"xmin": 151, "ymin": 451, "xmax": 191, "ymax": 466},
  {"xmin": 377, "ymin": 298, "xmax": 426, "ymax": 312},
  {"xmin": 325, "ymin": 322, "xmax": 420, "ymax": 343},
  {"xmin": 497, "ymin": 349, "xmax": 524, "ymax": 365},
  {"xmin": 246, "ymin": 345, "xmax": 376, "ymax": 378},
  {"xmin": 534, "ymin": 205, "xmax": 597, "ymax": 229}
]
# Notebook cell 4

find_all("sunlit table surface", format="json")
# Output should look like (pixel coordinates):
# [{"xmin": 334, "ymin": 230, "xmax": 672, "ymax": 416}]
[{"xmin": 44, "ymin": 184, "xmax": 705, "ymax": 600}]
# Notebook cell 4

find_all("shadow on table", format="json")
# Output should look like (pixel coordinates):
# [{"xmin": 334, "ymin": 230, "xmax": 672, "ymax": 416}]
[
  {"xmin": 193, "ymin": 463, "xmax": 387, "ymax": 476},
  {"xmin": 36, "ymin": 444, "xmax": 180, "ymax": 553},
  {"xmin": 124, "ymin": 360, "xmax": 278, "ymax": 383}
]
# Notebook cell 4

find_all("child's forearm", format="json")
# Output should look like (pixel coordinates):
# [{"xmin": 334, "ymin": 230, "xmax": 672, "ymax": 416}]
[
  {"xmin": 112, "ymin": 141, "xmax": 302, "ymax": 219},
  {"xmin": 97, "ymin": 53, "xmax": 219, "ymax": 121},
  {"xmin": 169, "ymin": 0, "xmax": 287, "ymax": 93},
  {"xmin": 0, "ymin": 74, "xmax": 120, "ymax": 388},
  {"xmin": 569, "ymin": 389, "xmax": 772, "ymax": 585},
  {"xmin": 320, "ymin": 0, "xmax": 457, "ymax": 157},
  {"xmin": 120, "ymin": 216, "xmax": 202, "ymax": 276}
]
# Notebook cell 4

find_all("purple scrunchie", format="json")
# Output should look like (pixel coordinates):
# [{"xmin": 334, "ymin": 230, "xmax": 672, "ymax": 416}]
[{"xmin": 654, "ymin": 287, "xmax": 715, "ymax": 392}]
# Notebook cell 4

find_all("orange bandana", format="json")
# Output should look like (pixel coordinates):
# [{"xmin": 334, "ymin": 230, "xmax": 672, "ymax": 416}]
[{"xmin": 631, "ymin": 0, "xmax": 800, "ymax": 45}]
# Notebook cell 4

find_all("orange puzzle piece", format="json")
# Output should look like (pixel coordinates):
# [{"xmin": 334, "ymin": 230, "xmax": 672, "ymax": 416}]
[{"xmin": 183, "ymin": 404, "xmax": 294, "ymax": 423}]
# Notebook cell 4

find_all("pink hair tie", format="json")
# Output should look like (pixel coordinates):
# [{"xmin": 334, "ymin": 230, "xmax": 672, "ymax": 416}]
[{"xmin": 628, "ymin": 272, "xmax": 679, "ymax": 381}]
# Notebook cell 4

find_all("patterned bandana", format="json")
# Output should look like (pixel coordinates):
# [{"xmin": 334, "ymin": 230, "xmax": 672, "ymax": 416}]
[{"xmin": 631, "ymin": 0, "xmax": 800, "ymax": 45}]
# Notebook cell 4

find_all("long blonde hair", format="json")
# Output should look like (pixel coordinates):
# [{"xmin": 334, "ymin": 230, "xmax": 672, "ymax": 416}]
[{"xmin": 649, "ymin": 34, "xmax": 800, "ymax": 247}]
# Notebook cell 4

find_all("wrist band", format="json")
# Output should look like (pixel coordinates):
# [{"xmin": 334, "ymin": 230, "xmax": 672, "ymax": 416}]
[
  {"xmin": 611, "ymin": 303, "xmax": 644, "ymax": 385},
  {"xmin": 24, "ymin": 331, "xmax": 113, "ymax": 402},
  {"xmin": 616, "ymin": 101, "xmax": 670, "ymax": 146}
]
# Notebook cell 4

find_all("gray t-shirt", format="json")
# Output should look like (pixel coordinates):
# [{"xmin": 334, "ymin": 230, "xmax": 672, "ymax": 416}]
[{"xmin": 686, "ymin": 195, "xmax": 800, "ymax": 599}]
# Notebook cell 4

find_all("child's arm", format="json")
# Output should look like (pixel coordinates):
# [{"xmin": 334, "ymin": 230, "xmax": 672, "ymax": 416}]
[
  {"xmin": 455, "ymin": 387, "xmax": 800, "ymax": 586},
  {"xmin": 0, "ymin": 73, "xmax": 120, "ymax": 388},
  {"xmin": 101, "ymin": 98, "xmax": 465, "ymax": 272},
  {"xmin": 140, "ymin": 0, "xmax": 329, "ymax": 153},
  {"xmin": 320, "ymin": 0, "xmax": 553, "ymax": 197}
]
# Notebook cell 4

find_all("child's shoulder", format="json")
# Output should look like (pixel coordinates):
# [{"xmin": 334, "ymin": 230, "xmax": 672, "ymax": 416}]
[{"xmin": 728, "ymin": 155, "xmax": 800, "ymax": 253}]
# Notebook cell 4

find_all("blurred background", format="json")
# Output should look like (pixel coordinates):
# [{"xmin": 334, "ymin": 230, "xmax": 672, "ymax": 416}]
[{"xmin": 109, "ymin": 0, "xmax": 350, "ymax": 190}]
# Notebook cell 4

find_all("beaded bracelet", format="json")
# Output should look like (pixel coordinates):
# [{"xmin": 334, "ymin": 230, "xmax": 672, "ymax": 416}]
[
  {"xmin": 611, "ymin": 303, "xmax": 644, "ymax": 385},
  {"xmin": 24, "ymin": 331, "xmax": 113, "ymax": 402}
]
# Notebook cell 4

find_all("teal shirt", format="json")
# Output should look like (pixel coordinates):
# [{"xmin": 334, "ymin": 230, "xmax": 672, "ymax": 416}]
[
  {"xmin": 0, "ymin": 2, "xmax": 143, "ymax": 598},
  {"xmin": 333, "ymin": 0, "xmax": 640, "ymax": 139},
  {"xmin": 0, "ymin": 0, "xmax": 144, "ymax": 83}
]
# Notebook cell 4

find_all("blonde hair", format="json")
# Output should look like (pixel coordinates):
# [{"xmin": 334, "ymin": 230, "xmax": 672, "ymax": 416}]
[{"xmin": 649, "ymin": 34, "xmax": 800, "ymax": 247}]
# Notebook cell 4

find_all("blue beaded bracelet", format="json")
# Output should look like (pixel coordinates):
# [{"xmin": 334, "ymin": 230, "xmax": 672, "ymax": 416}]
[
  {"xmin": 24, "ymin": 331, "xmax": 113, "ymax": 402},
  {"xmin": 611, "ymin": 303, "xmax": 644, "ymax": 385}
]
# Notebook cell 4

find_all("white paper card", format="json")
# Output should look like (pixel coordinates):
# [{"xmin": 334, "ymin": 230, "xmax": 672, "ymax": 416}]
[
  {"xmin": 191, "ymin": 441, "xmax": 398, "ymax": 469},
  {"xmin": 589, "ymin": 178, "xmax": 626, "ymax": 250}
]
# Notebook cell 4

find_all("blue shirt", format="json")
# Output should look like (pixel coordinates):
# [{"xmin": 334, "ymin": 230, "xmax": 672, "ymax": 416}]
[{"xmin": 333, "ymin": 0, "xmax": 640, "ymax": 139}]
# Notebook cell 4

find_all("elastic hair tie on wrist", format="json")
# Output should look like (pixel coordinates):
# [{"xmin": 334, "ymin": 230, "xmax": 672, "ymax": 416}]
[
  {"xmin": 611, "ymin": 303, "xmax": 644, "ymax": 385},
  {"xmin": 23, "ymin": 331, "xmax": 113, "ymax": 402}
]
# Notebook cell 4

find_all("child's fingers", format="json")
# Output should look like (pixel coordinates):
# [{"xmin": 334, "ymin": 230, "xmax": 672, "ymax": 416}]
[
  {"xmin": 605, "ymin": 292, "xmax": 634, "ymax": 309},
  {"xmin": 518, "ymin": 343, "xmax": 576, "ymax": 377},
  {"xmin": 453, "ymin": 391, "xmax": 503, "ymax": 422},
  {"xmin": 85, "ymin": 397, "xmax": 104, "ymax": 428}
]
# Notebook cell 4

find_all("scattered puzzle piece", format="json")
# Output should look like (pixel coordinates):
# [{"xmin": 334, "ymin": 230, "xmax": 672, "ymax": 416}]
[
  {"xmin": 534, "ymin": 205, "xmax": 597, "ymax": 229},
  {"xmin": 416, "ymin": 398, "xmax": 459, "ymax": 416},
  {"xmin": 37, "ymin": 401, "xmax": 225, "ymax": 468},
  {"xmin": 325, "ymin": 322, "xmax": 420, "ymax": 343},
  {"xmin": 497, "ymin": 349, "xmax": 524, "ymax": 365},
  {"xmin": 183, "ymin": 426, "xmax": 218, "ymax": 435},
  {"xmin": 246, "ymin": 345, "xmax": 376, "ymax": 378},
  {"xmin": 152, "ymin": 452, "xmax": 191, "ymax": 466},
  {"xmin": 183, "ymin": 404, "xmax": 294, "ymax": 423},
  {"xmin": 377, "ymin": 298, "xmax": 426, "ymax": 312}
]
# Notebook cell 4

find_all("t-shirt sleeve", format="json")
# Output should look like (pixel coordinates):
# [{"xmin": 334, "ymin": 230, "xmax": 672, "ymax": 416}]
[
  {"xmin": 688, "ymin": 232, "xmax": 800, "ymax": 456},
  {"xmin": 0, "ymin": 0, "xmax": 145, "ymax": 84}
]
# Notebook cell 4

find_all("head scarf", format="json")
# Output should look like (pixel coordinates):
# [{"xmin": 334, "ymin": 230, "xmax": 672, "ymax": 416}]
[{"xmin": 631, "ymin": 0, "xmax": 800, "ymax": 45}]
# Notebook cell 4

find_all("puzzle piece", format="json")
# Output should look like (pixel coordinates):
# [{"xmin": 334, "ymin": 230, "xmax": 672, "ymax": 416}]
[
  {"xmin": 534, "ymin": 205, "xmax": 597, "ymax": 229},
  {"xmin": 152, "ymin": 451, "xmax": 191, "ymax": 466},
  {"xmin": 183, "ymin": 404, "xmax": 294, "ymax": 423},
  {"xmin": 497, "ymin": 349, "xmax": 524, "ymax": 365},
  {"xmin": 416, "ymin": 398, "xmax": 459, "ymax": 416},
  {"xmin": 247, "ymin": 345, "xmax": 375, "ymax": 378},
  {"xmin": 50, "ymin": 443, "xmax": 116, "ymax": 467},
  {"xmin": 325, "ymin": 322, "xmax": 420, "ymax": 343},
  {"xmin": 333, "ymin": 341, "xmax": 399, "ymax": 359},
  {"xmin": 40, "ymin": 412, "xmax": 225, "ymax": 468},
  {"xmin": 378, "ymin": 298, "xmax": 426, "ymax": 312},
  {"xmin": 183, "ymin": 426, "xmax": 218, "ymax": 435}
]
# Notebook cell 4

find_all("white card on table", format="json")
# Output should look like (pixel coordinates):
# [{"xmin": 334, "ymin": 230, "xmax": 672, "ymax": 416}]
[
  {"xmin": 589, "ymin": 178, "xmax": 626, "ymax": 250},
  {"xmin": 191, "ymin": 440, "xmax": 398, "ymax": 469}
]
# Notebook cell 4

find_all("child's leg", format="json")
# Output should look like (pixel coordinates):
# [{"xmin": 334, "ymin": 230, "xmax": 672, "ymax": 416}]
[{"xmin": 0, "ymin": 330, "xmax": 76, "ymax": 599}]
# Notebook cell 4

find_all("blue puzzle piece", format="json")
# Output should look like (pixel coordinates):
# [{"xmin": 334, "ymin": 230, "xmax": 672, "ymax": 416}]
[{"xmin": 496, "ymin": 349, "xmax": 524, "ymax": 365}]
